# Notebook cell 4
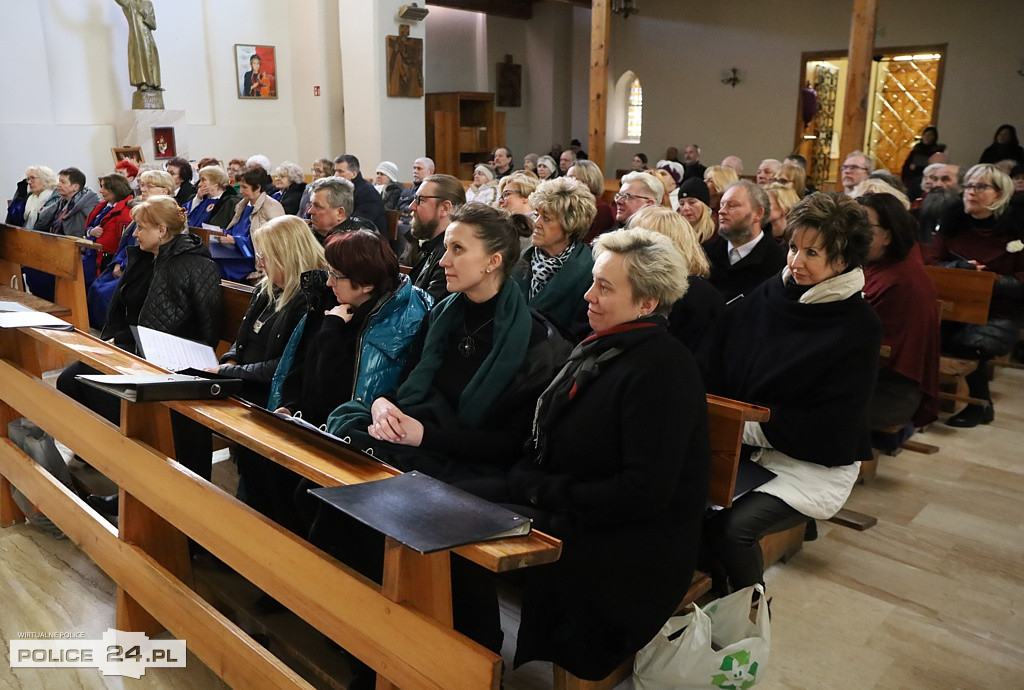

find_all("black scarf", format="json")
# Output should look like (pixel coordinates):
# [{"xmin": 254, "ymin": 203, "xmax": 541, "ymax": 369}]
[{"xmin": 528, "ymin": 316, "xmax": 666, "ymax": 464}]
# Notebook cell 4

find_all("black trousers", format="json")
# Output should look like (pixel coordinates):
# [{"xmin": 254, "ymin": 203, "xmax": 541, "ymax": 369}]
[
  {"xmin": 56, "ymin": 361, "xmax": 213, "ymax": 480},
  {"xmin": 703, "ymin": 491, "xmax": 808, "ymax": 591}
]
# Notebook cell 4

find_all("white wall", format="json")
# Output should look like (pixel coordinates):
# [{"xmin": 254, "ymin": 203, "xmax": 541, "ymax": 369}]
[
  {"xmin": 425, "ymin": 4, "xmax": 577, "ymax": 165},
  {"xmin": 569, "ymin": 0, "xmax": 1024, "ymax": 175},
  {"xmin": 0, "ymin": 0, "xmax": 332, "ymax": 196}
]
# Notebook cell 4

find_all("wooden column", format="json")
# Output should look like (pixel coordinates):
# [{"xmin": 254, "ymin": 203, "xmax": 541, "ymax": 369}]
[
  {"xmin": 588, "ymin": 0, "xmax": 611, "ymax": 174},
  {"xmin": 839, "ymin": 0, "xmax": 879, "ymax": 159}
]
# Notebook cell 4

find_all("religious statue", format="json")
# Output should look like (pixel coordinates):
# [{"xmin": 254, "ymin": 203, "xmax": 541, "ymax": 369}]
[{"xmin": 114, "ymin": 0, "xmax": 164, "ymax": 109}]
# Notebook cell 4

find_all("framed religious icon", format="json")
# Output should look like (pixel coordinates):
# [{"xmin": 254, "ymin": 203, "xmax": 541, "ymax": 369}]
[
  {"xmin": 386, "ymin": 25, "xmax": 423, "ymax": 98},
  {"xmin": 152, "ymin": 127, "xmax": 176, "ymax": 159},
  {"xmin": 236, "ymin": 44, "xmax": 278, "ymax": 99},
  {"xmin": 111, "ymin": 146, "xmax": 144, "ymax": 165},
  {"xmin": 497, "ymin": 55, "xmax": 521, "ymax": 107}
]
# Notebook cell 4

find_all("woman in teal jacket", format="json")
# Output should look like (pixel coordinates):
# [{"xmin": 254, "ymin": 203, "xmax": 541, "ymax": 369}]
[
  {"xmin": 245, "ymin": 229, "xmax": 431, "ymax": 532},
  {"xmin": 511, "ymin": 176, "xmax": 596, "ymax": 340}
]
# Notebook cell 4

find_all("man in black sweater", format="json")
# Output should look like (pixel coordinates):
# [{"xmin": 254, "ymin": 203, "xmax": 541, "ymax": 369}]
[
  {"xmin": 334, "ymin": 154, "xmax": 387, "ymax": 234},
  {"xmin": 702, "ymin": 180, "xmax": 786, "ymax": 302}
]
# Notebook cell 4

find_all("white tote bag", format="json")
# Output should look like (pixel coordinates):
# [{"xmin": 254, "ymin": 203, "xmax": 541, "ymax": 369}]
[{"xmin": 634, "ymin": 584, "xmax": 770, "ymax": 689}]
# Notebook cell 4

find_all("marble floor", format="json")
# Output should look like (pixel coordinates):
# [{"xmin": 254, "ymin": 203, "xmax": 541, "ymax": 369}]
[{"xmin": 1, "ymin": 369, "xmax": 1022, "ymax": 688}]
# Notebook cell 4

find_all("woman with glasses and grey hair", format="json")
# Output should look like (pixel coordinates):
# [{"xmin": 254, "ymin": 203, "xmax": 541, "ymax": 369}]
[{"xmin": 926, "ymin": 163, "xmax": 1024, "ymax": 427}]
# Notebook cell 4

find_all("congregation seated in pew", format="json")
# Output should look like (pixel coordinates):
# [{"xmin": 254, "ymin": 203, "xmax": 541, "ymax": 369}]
[
  {"xmin": 700, "ymin": 192, "xmax": 881, "ymax": 592},
  {"xmin": 857, "ymin": 191, "xmax": 941, "ymax": 429},
  {"xmin": 87, "ymin": 170, "xmax": 175, "ymax": 329},
  {"xmin": 925, "ymin": 163, "xmax": 1024, "ymax": 427}
]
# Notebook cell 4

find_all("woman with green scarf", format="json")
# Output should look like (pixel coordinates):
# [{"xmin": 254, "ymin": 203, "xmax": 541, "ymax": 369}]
[
  {"xmin": 511, "ymin": 176, "xmax": 596, "ymax": 340},
  {"xmin": 327, "ymin": 203, "xmax": 571, "ymax": 485}
]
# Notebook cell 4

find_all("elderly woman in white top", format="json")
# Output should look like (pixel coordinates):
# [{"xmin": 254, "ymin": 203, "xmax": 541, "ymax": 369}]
[
  {"xmin": 466, "ymin": 164, "xmax": 498, "ymax": 206},
  {"xmin": 23, "ymin": 166, "xmax": 60, "ymax": 229}
]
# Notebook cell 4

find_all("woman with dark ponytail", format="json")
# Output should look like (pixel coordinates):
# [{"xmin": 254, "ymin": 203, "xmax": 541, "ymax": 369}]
[{"xmin": 328, "ymin": 203, "xmax": 571, "ymax": 484}]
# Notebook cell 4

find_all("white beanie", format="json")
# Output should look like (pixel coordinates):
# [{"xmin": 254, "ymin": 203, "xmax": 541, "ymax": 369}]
[
  {"xmin": 474, "ymin": 164, "xmax": 495, "ymax": 181},
  {"xmin": 375, "ymin": 161, "xmax": 399, "ymax": 183}
]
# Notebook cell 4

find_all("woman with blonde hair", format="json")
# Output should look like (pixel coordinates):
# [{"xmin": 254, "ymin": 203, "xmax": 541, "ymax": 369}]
[
  {"xmin": 568, "ymin": 159, "xmax": 616, "ymax": 244},
  {"xmin": 21, "ymin": 166, "xmax": 60, "ymax": 229},
  {"xmin": 627, "ymin": 205, "xmax": 724, "ymax": 352},
  {"xmin": 676, "ymin": 177, "xmax": 717, "ymax": 243},
  {"xmin": 704, "ymin": 164, "xmax": 739, "ymax": 218},
  {"xmin": 186, "ymin": 165, "xmax": 238, "ymax": 229},
  {"xmin": 512, "ymin": 177, "xmax": 597, "ymax": 337},
  {"xmin": 650, "ymin": 169, "xmax": 676, "ymax": 209},
  {"xmin": 772, "ymin": 163, "xmax": 807, "ymax": 198},
  {"xmin": 210, "ymin": 215, "xmax": 327, "ymax": 407},
  {"xmin": 766, "ymin": 183, "xmax": 801, "ymax": 242},
  {"xmin": 497, "ymin": 172, "xmax": 540, "ymax": 251}
]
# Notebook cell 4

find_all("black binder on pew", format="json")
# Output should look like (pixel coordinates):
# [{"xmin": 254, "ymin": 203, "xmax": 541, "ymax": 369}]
[
  {"xmin": 308, "ymin": 471, "xmax": 532, "ymax": 554},
  {"xmin": 75, "ymin": 372, "xmax": 243, "ymax": 403}
]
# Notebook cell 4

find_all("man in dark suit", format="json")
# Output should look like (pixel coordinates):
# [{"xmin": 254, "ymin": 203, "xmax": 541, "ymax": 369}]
[
  {"xmin": 702, "ymin": 180, "xmax": 786, "ymax": 302},
  {"xmin": 334, "ymin": 154, "xmax": 387, "ymax": 236}
]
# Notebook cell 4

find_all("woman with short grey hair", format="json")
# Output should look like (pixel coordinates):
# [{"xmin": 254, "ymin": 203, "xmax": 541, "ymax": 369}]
[
  {"xmin": 272, "ymin": 161, "xmax": 307, "ymax": 215},
  {"xmin": 22, "ymin": 165, "xmax": 60, "ymax": 229}
]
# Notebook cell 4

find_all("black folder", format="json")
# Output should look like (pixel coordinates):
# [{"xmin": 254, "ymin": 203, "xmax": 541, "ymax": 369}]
[
  {"xmin": 75, "ymin": 373, "xmax": 243, "ymax": 403},
  {"xmin": 733, "ymin": 457, "xmax": 777, "ymax": 500},
  {"xmin": 308, "ymin": 471, "xmax": 532, "ymax": 554}
]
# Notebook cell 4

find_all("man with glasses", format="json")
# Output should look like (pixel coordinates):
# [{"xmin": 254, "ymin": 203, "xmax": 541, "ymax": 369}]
[
  {"xmin": 408, "ymin": 174, "xmax": 466, "ymax": 301},
  {"xmin": 297, "ymin": 158, "xmax": 335, "ymax": 218},
  {"xmin": 701, "ymin": 180, "xmax": 786, "ymax": 302},
  {"xmin": 614, "ymin": 172, "xmax": 663, "ymax": 226},
  {"xmin": 840, "ymin": 151, "xmax": 873, "ymax": 196},
  {"xmin": 306, "ymin": 176, "xmax": 378, "ymax": 245}
]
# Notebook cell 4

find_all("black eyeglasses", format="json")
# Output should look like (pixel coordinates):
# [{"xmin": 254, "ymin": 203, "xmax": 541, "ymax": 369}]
[
  {"xmin": 413, "ymin": 195, "xmax": 442, "ymax": 204},
  {"xmin": 839, "ymin": 164, "xmax": 868, "ymax": 172},
  {"xmin": 327, "ymin": 268, "xmax": 347, "ymax": 282},
  {"xmin": 962, "ymin": 183, "xmax": 995, "ymax": 193}
]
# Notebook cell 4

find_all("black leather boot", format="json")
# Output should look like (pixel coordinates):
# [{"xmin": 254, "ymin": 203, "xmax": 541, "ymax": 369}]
[
  {"xmin": 946, "ymin": 402, "xmax": 994, "ymax": 428},
  {"xmin": 86, "ymin": 493, "xmax": 119, "ymax": 516}
]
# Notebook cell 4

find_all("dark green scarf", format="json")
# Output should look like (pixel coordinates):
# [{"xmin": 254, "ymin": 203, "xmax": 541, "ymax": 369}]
[{"xmin": 328, "ymin": 278, "xmax": 532, "ymax": 433}]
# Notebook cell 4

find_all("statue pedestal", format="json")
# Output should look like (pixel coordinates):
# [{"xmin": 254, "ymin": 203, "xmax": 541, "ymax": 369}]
[
  {"xmin": 115, "ymin": 110, "xmax": 187, "ymax": 165},
  {"xmin": 132, "ymin": 89, "xmax": 165, "ymax": 110}
]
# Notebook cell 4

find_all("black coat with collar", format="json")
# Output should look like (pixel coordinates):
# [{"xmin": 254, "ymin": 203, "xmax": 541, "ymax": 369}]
[
  {"xmin": 101, "ymin": 232, "xmax": 223, "ymax": 350},
  {"xmin": 409, "ymin": 232, "xmax": 449, "ymax": 303},
  {"xmin": 506, "ymin": 325, "xmax": 711, "ymax": 680},
  {"xmin": 174, "ymin": 180, "xmax": 197, "ymax": 207},
  {"xmin": 703, "ymin": 232, "xmax": 787, "ymax": 302}
]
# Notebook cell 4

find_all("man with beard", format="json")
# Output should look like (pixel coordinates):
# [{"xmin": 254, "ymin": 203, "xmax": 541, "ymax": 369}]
[
  {"xmin": 914, "ymin": 163, "xmax": 961, "ymax": 244},
  {"xmin": 682, "ymin": 144, "xmax": 706, "ymax": 181},
  {"xmin": 702, "ymin": 180, "xmax": 787, "ymax": 302},
  {"xmin": 841, "ymin": 151, "xmax": 873, "ymax": 196},
  {"xmin": 407, "ymin": 174, "xmax": 466, "ymax": 302},
  {"xmin": 306, "ymin": 176, "xmax": 378, "ymax": 245}
]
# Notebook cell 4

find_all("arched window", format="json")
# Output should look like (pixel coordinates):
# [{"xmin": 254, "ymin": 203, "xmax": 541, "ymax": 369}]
[{"xmin": 627, "ymin": 76, "xmax": 643, "ymax": 140}]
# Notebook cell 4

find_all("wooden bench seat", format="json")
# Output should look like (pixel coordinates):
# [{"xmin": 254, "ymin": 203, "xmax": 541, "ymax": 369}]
[{"xmin": 0, "ymin": 325, "xmax": 560, "ymax": 688}]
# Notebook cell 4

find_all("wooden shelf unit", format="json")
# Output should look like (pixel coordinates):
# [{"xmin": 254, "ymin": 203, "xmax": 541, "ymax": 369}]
[{"xmin": 425, "ymin": 92, "xmax": 506, "ymax": 180}]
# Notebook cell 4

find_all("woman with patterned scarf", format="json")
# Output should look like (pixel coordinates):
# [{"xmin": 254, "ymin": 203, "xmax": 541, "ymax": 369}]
[
  {"xmin": 498, "ymin": 228, "xmax": 711, "ymax": 681},
  {"xmin": 511, "ymin": 176, "xmax": 596, "ymax": 340}
]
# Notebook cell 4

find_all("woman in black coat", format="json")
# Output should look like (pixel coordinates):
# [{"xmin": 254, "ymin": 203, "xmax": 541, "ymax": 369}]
[
  {"xmin": 700, "ymin": 193, "xmax": 880, "ymax": 592},
  {"xmin": 57, "ymin": 196, "xmax": 223, "ymax": 498},
  {"xmin": 502, "ymin": 228, "xmax": 711, "ymax": 680}
]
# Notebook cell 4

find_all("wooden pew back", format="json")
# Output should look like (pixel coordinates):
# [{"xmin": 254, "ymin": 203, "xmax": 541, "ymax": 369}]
[
  {"xmin": 706, "ymin": 394, "xmax": 770, "ymax": 508},
  {"xmin": 0, "ymin": 223, "xmax": 91, "ymax": 331},
  {"xmin": 217, "ymin": 280, "xmax": 254, "ymax": 356},
  {"xmin": 923, "ymin": 264, "xmax": 997, "ymax": 325}
]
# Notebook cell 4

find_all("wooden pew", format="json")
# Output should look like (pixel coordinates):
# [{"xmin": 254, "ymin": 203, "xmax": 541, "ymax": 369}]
[
  {"xmin": 555, "ymin": 395, "xmax": 771, "ymax": 690},
  {"xmin": 0, "ymin": 223, "xmax": 92, "ymax": 332},
  {"xmin": 0, "ymin": 325, "xmax": 560, "ymax": 689},
  {"xmin": 217, "ymin": 279, "xmax": 254, "ymax": 357},
  {"xmin": 922, "ymin": 265, "xmax": 997, "ymax": 409}
]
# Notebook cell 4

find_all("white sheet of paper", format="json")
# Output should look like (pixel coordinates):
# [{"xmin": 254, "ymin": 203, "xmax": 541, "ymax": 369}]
[
  {"xmin": 201, "ymin": 224, "xmax": 224, "ymax": 233},
  {"xmin": 0, "ymin": 301, "xmax": 34, "ymax": 313},
  {"xmin": 0, "ymin": 311, "xmax": 72, "ymax": 329},
  {"xmin": 132, "ymin": 325, "xmax": 219, "ymax": 371}
]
